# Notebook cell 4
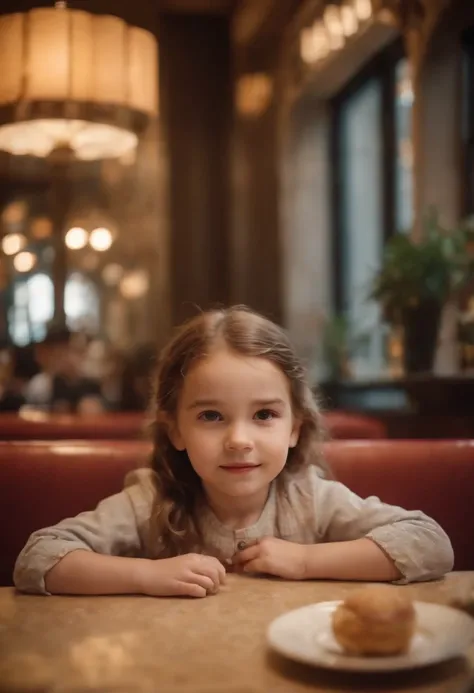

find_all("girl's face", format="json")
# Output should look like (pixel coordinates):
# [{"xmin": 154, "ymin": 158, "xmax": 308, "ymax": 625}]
[{"xmin": 170, "ymin": 347, "xmax": 301, "ymax": 508}]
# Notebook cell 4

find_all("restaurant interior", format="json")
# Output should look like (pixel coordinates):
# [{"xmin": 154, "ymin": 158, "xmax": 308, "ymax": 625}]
[{"xmin": 0, "ymin": 0, "xmax": 474, "ymax": 692}]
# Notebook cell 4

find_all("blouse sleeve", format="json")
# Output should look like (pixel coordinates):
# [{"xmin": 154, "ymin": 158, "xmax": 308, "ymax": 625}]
[
  {"xmin": 308, "ymin": 467, "xmax": 454, "ymax": 583},
  {"xmin": 13, "ymin": 469, "xmax": 155, "ymax": 595}
]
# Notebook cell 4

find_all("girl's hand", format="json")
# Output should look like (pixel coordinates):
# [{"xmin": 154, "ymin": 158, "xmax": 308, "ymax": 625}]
[
  {"xmin": 231, "ymin": 537, "xmax": 308, "ymax": 580},
  {"xmin": 137, "ymin": 554, "xmax": 226, "ymax": 598}
]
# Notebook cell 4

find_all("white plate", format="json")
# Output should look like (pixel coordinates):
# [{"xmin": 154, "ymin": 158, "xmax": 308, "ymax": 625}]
[{"xmin": 267, "ymin": 600, "xmax": 474, "ymax": 672}]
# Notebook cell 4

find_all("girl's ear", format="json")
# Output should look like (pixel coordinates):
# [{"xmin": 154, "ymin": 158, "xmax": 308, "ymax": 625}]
[
  {"xmin": 289, "ymin": 418, "xmax": 302, "ymax": 448},
  {"xmin": 158, "ymin": 413, "xmax": 186, "ymax": 451},
  {"xmin": 169, "ymin": 427, "xmax": 185, "ymax": 451}
]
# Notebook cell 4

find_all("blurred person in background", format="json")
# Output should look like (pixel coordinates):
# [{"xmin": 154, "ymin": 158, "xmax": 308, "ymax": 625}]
[
  {"xmin": 119, "ymin": 343, "xmax": 156, "ymax": 412},
  {"xmin": 82, "ymin": 339, "xmax": 125, "ymax": 411},
  {"xmin": 25, "ymin": 326, "xmax": 105, "ymax": 414},
  {"xmin": 0, "ymin": 344, "xmax": 38, "ymax": 412}
]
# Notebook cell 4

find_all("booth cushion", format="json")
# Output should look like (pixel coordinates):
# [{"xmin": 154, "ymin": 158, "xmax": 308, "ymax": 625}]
[
  {"xmin": 0, "ymin": 410, "xmax": 386, "ymax": 441},
  {"xmin": 1, "ymin": 439, "xmax": 471, "ymax": 586}
]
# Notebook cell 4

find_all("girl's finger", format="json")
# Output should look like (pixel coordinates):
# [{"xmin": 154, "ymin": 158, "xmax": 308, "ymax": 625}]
[
  {"xmin": 175, "ymin": 581, "xmax": 207, "ymax": 598},
  {"xmin": 214, "ymin": 560, "xmax": 227, "ymax": 584},
  {"xmin": 189, "ymin": 573, "xmax": 218, "ymax": 593},
  {"xmin": 231, "ymin": 543, "xmax": 260, "ymax": 565},
  {"xmin": 241, "ymin": 558, "xmax": 266, "ymax": 575}
]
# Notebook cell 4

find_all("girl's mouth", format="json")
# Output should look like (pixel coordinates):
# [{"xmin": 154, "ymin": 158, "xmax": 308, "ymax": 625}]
[{"xmin": 220, "ymin": 464, "xmax": 261, "ymax": 474}]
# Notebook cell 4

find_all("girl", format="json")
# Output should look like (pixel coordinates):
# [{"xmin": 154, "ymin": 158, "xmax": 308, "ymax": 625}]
[{"xmin": 14, "ymin": 306, "xmax": 454, "ymax": 597}]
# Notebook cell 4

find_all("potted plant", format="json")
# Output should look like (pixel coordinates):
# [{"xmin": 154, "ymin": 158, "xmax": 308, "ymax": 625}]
[{"xmin": 370, "ymin": 211, "xmax": 474, "ymax": 373}]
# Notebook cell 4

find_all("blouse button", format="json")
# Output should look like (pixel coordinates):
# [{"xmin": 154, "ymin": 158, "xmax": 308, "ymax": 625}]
[{"xmin": 237, "ymin": 540, "xmax": 247, "ymax": 551}]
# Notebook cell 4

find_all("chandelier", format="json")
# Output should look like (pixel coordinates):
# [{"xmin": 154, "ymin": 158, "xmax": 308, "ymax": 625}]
[{"xmin": 0, "ymin": 2, "xmax": 158, "ymax": 161}]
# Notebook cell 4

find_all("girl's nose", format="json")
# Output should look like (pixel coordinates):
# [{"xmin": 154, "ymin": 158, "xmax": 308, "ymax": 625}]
[{"xmin": 224, "ymin": 423, "xmax": 254, "ymax": 451}]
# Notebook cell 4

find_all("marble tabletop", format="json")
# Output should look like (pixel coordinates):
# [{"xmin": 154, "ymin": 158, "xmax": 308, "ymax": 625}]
[{"xmin": 1, "ymin": 572, "xmax": 473, "ymax": 693}]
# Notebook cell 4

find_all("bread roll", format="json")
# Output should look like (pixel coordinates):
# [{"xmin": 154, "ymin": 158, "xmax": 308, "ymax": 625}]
[{"xmin": 332, "ymin": 585, "xmax": 416, "ymax": 656}]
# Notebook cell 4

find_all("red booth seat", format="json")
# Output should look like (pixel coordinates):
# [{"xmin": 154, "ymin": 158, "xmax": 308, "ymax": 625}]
[
  {"xmin": 0, "ymin": 412, "xmax": 150, "ymax": 440},
  {"xmin": 324, "ymin": 411, "xmax": 386, "ymax": 439},
  {"xmin": 0, "ymin": 410, "xmax": 386, "ymax": 441},
  {"xmin": 1, "ymin": 439, "xmax": 472, "ymax": 585}
]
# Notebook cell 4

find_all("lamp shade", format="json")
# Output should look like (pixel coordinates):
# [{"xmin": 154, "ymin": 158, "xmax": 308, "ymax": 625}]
[{"xmin": 0, "ymin": 8, "xmax": 158, "ymax": 160}]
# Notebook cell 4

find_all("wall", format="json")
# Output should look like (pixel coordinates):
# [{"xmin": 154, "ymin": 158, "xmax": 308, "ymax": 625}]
[
  {"xmin": 230, "ymin": 99, "xmax": 283, "ymax": 322},
  {"xmin": 159, "ymin": 13, "xmax": 232, "ymax": 325},
  {"xmin": 420, "ymin": 1, "xmax": 474, "ymax": 224},
  {"xmin": 420, "ymin": 1, "xmax": 474, "ymax": 373},
  {"xmin": 229, "ymin": 4, "xmax": 301, "ymax": 324}
]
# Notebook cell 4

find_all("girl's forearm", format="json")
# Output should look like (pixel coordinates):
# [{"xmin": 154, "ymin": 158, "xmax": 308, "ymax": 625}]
[
  {"xmin": 304, "ymin": 538, "xmax": 402, "ymax": 582},
  {"xmin": 44, "ymin": 550, "xmax": 148, "ymax": 595}
]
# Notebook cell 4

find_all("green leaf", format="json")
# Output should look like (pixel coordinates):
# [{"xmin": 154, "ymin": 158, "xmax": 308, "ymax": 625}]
[{"xmin": 369, "ymin": 208, "xmax": 474, "ymax": 323}]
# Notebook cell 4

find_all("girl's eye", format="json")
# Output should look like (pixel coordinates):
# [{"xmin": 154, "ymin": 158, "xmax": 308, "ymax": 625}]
[
  {"xmin": 254, "ymin": 409, "xmax": 277, "ymax": 421},
  {"xmin": 197, "ymin": 410, "xmax": 222, "ymax": 422}
]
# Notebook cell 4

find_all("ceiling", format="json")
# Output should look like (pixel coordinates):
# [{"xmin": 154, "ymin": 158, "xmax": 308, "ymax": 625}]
[
  {"xmin": 0, "ymin": 0, "xmax": 237, "ymax": 16},
  {"xmin": 158, "ymin": 0, "xmax": 294, "ymax": 49},
  {"xmin": 159, "ymin": 0, "xmax": 236, "ymax": 12}
]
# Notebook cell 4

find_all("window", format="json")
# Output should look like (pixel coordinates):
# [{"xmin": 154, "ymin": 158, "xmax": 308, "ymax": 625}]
[
  {"xmin": 331, "ymin": 41, "xmax": 409, "ymax": 377},
  {"xmin": 9, "ymin": 274, "xmax": 54, "ymax": 346},
  {"xmin": 339, "ymin": 78, "xmax": 384, "ymax": 377},
  {"xmin": 9, "ymin": 272, "xmax": 99, "ymax": 345},
  {"xmin": 65, "ymin": 272, "xmax": 100, "ymax": 333}
]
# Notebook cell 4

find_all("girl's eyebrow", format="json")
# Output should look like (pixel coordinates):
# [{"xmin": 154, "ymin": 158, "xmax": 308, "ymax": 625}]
[
  {"xmin": 187, "ymin": 399, "xmax": 221, "ymax": 410},
  {"xmin": 187, "ymin": 398, "xmax": 286, "ymax": 410},
  {"xmin": 251, "ymin": 398, "xmax": 286, "ymax": 408}
]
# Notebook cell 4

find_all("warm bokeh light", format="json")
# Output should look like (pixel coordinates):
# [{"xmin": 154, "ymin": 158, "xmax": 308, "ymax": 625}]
[
  {"xmin": 341, "ymin": 3, "xmax": 359, "ymax": 37},
  {"xmin": 2, "ymin": 233, "xmax": 27, "ymax": 256},
  {"xmin": 65, "ymin": 226, "xmax": 88, "ymax": 250},
  {"xmin": 89, "ymin": 227, "xmax": 113, "ymax": 252},
  {"xmin": 300, "ymin": 23, "xmax": 330, "ymax": 65},
  {"xmin": 235, "ymin": 73, "xmax": 273, "ymax": 117},
  {"xmin": 31, "ymin": 217, "xmax": 53, "ymax": 239},
  {"xmin": 1, "ymin": 201, "xmax": 27, "ymax": 226},
  {"xmin": 301, "ymin": 0, "xmax": 372, "ymax": 66},
  {"xmin": 324, "ymin": 5, "xmax": 344, "ymax": 43},
  {"xmin": 13, "ymin": 251, "xmax": 36, "ymax": 272},
  {"xmin": 102, "ymin": 263, "xmax": 124, "ymax": 286},
  {"xmin": 120, "ymin": 270, "xmax": 149, "ymax": 299},
  {"xmin": 353, "ymin": 0, "xmax": 372, "ymax": 22}
]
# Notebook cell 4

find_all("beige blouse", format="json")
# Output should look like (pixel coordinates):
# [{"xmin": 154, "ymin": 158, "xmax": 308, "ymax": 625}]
[{"xmin": 14, "ymin": 465, "xmax": 454, "ymax": 594}]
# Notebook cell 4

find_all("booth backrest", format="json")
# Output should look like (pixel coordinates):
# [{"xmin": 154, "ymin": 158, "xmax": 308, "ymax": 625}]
[
  {"xmin": 324, "ymin": 412, "xmax": 386, "ymax": 439},
  {"xmin": 0, "ymin": 440, "xmax": 148, "ymax": 586},
  {"xmin": 0, "ymin": 410, "xmax": 386, "ymax": 441},
  {"xmin": 0, "ymin": 412, "xmax": 149, "ymax": 440},
  {"xmin": 326, "ymin": 440, "xmax": 474, "ymax": 573},
  {"xmin": 2, "ymin": 438, "xmax": 471, "ymax": 586}
]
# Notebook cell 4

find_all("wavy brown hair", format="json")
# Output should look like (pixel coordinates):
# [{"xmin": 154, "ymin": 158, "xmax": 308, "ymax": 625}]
[{"xmin": 147, "ymin": 305, "xmax": 329, "ymax": 556}]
